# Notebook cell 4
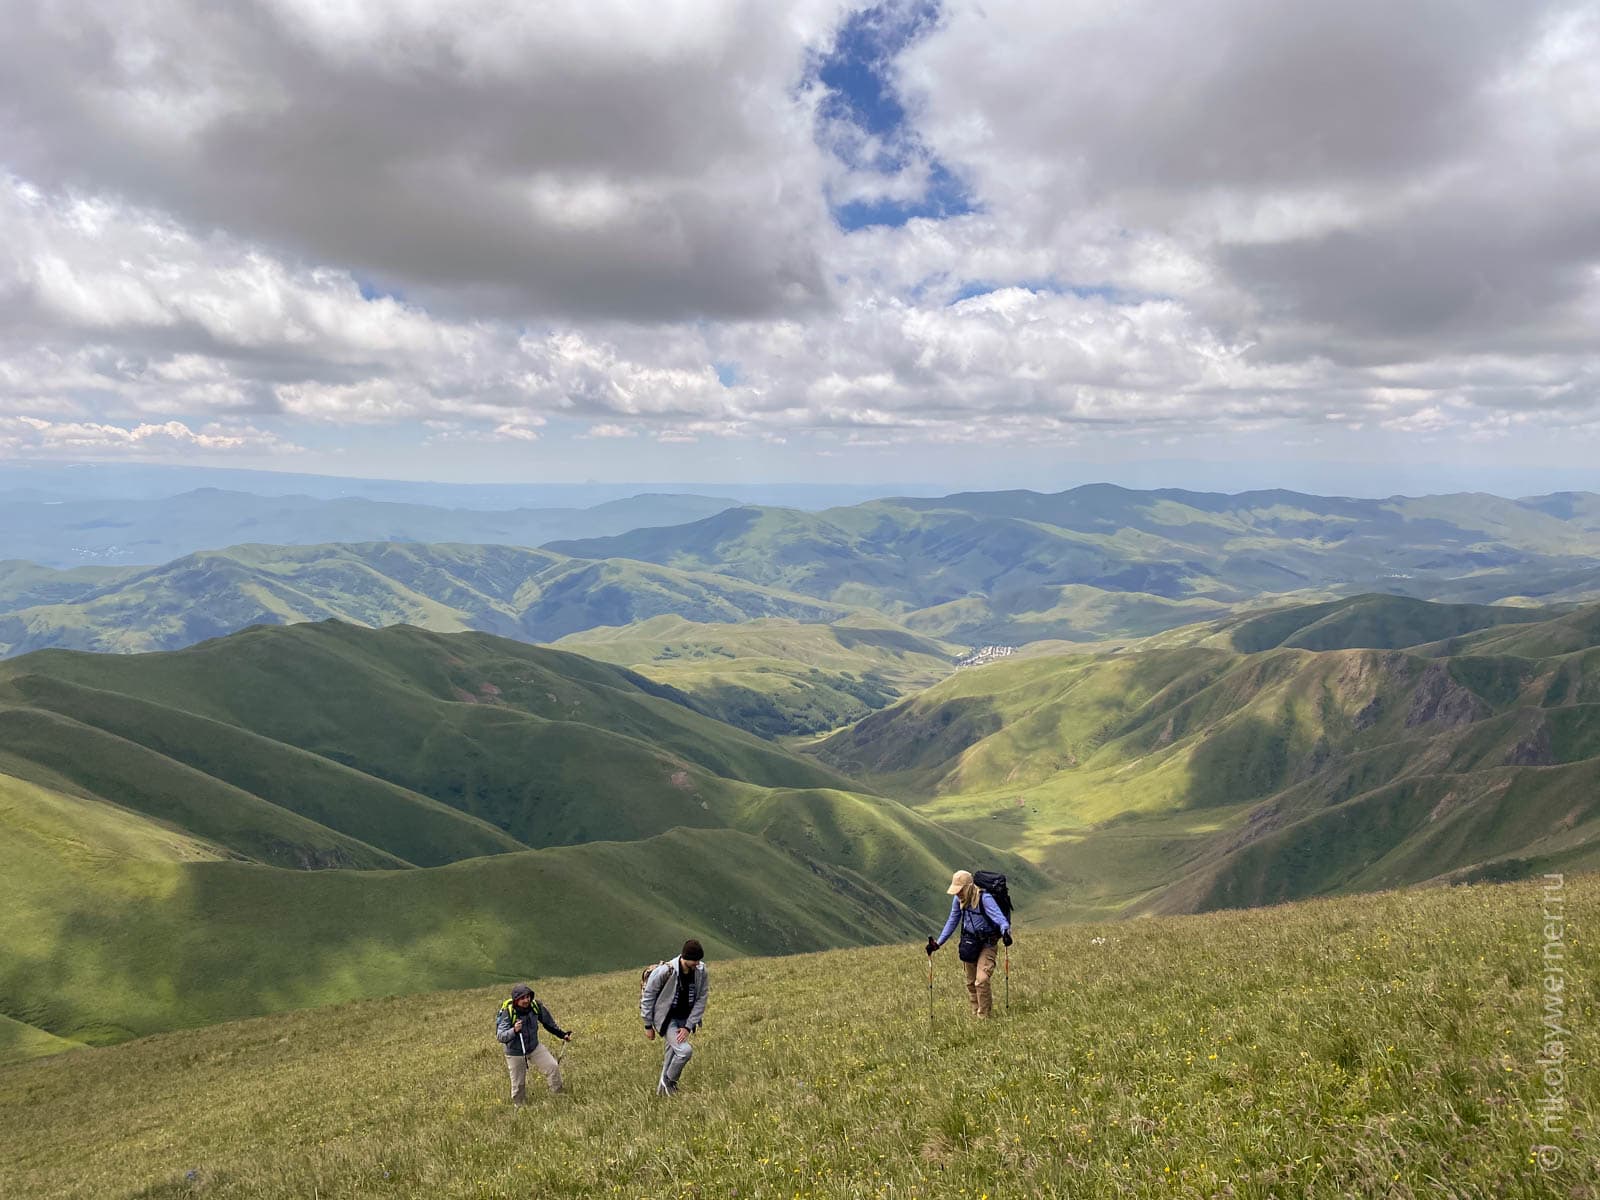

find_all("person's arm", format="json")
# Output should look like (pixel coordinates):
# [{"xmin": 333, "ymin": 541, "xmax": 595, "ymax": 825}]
[
  {"xmin": 686, "ymin": 966, "xmax": 708, "ymax": 1031},
  {"xmin": 537, "ymin": 1002, "xmax": 569, "ymax": 1040},
  {"xmin": 981, "ymin": 892, "xmax": 1010, "ymax": 936},
  {"xmin": 641, "ymin": 965, "xmax": 666, "ymax": 1029},
  {"xmin": 933, "ymin": 896, "xmax": 960, "ymax": 947},
  {"xmin": 495, "ymin": 1008, "xmax": 516, "ymax": 1044}
]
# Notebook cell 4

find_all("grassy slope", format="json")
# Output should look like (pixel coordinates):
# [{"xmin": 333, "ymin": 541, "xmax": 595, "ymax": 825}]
[
  {"xmin": 554, "ymin": 615, "xmax": 960, "ymax": 736},
  {"xmin": 0, "ymin": 709, "xmax": 415, "ymax": 870},
  {"xmin": 0, "ymin": 622, "xmax": 857, "ymax": 860},
  {"xmin": 812, "ymin": 597, "xmax": 1600, "ymax": 917},
  {"xmin": 1194, "ymin": 593, "xmax": 1555, "ymax": 653},
  {"xmin": 0, "ymin": 1013, "xmax": 80, "ymax": 1063},
  {"xmin": 0, "ymin": 560, "xmax": 142, "ymax": 608},
  {"xmin": 0, "ymin": 656, "xmax": 548, "ymax": 868},
  {"xmin": 0, "ymin": 762, "xmax": 1032, "ymax": 1052},
  {"xmin": 0, "ymin": 623, "xmax": 1042, "ymax": 1052},
  {"xmin": 2, "ymin": 876, "xmax": 1593, "ymax": 1199}
]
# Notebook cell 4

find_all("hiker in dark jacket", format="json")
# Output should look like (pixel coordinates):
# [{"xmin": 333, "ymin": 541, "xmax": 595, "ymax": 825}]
[
  {"xmin": 641, "ymin": 939, "xmax": 709, "ymax": 1096},
  {"xmin": 496, "ymin": 983, "xmax": 571, "ymax": 1105},
  {"xmin": 927, "ymin": 869, "xmax": 1012, "ymax": 1018}
]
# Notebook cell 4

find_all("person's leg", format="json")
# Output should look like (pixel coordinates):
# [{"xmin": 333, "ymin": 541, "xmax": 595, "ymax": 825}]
[
  {"xmin": 974, "ymin": 943, "xmax": 998, "ymax": 1018},
  {"xmin": 530, "ymin": 1041, "xmax": 563, "ymax": 1094},
  {"xmin": 659, "ymin": 1019, "xmax": 694, "ymax": 1092},
  {"xmin": 963, "ymin": 956, "xmax": 980, "ymax": 1014},
  {"xmin": 657, "ymin": 1024, "xmax": 675, "ymax": 1093},
  {"xmin": 505, "ymin": 1053, "xmax": 529, "ymax": 1107}
]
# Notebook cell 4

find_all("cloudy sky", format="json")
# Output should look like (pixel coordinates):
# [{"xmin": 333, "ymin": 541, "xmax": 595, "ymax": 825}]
[{"xmin": 1, "ymin": 0, "xmax": 1597, "ymax": 492}]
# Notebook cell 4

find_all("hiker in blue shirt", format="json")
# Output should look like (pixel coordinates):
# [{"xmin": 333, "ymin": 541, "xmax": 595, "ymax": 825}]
[{"xmin": 927, "ymin": 869, "xmax": 1012, "ymax": 1018}]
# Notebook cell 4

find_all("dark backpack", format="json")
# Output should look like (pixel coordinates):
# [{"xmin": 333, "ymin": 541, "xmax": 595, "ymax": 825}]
[{"xmin": 972, "ymin": 870, "xmax": 1013, "ymax": 921}]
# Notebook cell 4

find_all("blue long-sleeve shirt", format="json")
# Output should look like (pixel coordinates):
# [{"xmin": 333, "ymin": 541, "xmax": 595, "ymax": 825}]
[{"xmin": 935, "ymin": 892, "xmax": 1010, "ymax": 946}]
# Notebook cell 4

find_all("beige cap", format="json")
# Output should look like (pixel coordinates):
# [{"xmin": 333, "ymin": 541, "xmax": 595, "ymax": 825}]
[{"xmin": 946, "ymin": 869, "xmax": 973, "ymax": 895}]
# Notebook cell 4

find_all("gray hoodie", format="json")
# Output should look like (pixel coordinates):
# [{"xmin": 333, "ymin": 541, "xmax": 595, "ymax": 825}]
[{"xmin": 641, "ymin": 958, "xmax": 709, "ymax": 1034}]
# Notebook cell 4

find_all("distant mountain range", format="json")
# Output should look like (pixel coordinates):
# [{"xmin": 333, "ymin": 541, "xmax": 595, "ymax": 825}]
[
  {"xmin": 551, "ymin": 487, "xmax": 1600, "ymax": 637},
  {"xmin": 0, "ymin": 488, "xmax": 737, "ymax": 567},
  {"xmin": 0, "ymin": 461, "xmax": 910, "ymax": 511},
  {"xmin": 0, "ymin": 542, "xmax": 844, "ymax": 657},
  {"xmin": 5, "ymin": 484, "xmax": 1600, "ymax": 736}
]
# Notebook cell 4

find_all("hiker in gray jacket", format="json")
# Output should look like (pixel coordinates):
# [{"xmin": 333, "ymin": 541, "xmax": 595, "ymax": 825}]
[
  {"xmin": 496, "ymin": 983, "xmax": 571, "ymax": 1106},
  {"xmin": 641, "ymin": 939, "xmax": 708, "ymax": 1096}
]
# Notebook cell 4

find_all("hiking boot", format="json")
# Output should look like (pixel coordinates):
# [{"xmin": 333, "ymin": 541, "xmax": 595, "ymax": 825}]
[{"xmin": 656, "ymin": 1072, "xmax": 678, "ymax": 1097}]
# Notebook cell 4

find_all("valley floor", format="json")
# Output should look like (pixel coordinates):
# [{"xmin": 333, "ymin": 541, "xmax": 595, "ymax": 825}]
[{"xmin": 2, "ymin": 876, "xmax": 1594, "ymax": 1199}]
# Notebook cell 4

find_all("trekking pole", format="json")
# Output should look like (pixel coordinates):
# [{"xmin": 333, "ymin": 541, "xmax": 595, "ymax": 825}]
[{"xmin": 1004, "ymin": 943, "xmax": 1010, "ymax": 1014}]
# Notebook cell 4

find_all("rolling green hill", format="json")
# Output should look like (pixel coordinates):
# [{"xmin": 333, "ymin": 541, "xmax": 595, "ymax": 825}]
[
  {"xmin": 0, "ymin": 621, "xmax": 857, "ymax": 858},
  {"xmin": 0, "ymin": 768, "xmax": 918, "ymax": 1049},
  {"xmin": 0, "ymin": 560, "xmax": 142, "ymax": 609},
  {"xmin": 812, "ymin": 595, "xmax": 1600, "ymax": 917},
  {"xmin": 0, "ymin": 622, "xmax": 1040, "ymax": 1053},
  {"xmin": 555, "ymin": 615, "xmax": 961, "ymax": 736},
  {"xmin": 1189, "ymin": 593, "xmax": 1555, "ymax": 653},
  {"xmin": 0, "ymin": 542, "xmax": 845, "ymax": 657},
  {"xmin": 3, "ymin": 875, "xmax": 1592, "ymax": 1198}
]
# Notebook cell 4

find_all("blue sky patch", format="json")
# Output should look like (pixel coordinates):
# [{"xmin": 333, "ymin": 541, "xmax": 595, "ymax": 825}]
[
  {"xmin": 950, "ymin": 280, "xmax": 1137, "ymax": 305},
  {"xmin": 357, "ymin": 277, "xmax": 405, "ymax": 303},
  {"xmin": 814, "ymin": 1, "xmax": 974, "ymax": 230}
]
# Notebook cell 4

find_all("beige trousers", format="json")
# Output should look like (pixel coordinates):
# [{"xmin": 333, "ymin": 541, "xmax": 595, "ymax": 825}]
[
  {"xmin": 963, "ymin": 942, "xmax": 999, "ymax": 1018},
  {"xmin": 506, "ymin": 1042, "xmax": 562, "ymax": 1105}
]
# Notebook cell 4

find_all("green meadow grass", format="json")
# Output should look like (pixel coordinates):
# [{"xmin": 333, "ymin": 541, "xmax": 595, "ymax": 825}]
[
  {"xmin": 0, "ymin": 1012, "xmax": 81, "ymax": 1062},
  {"xmin": 1, "ymin": 876, "xmax": 1592, "ymax": 1199}
]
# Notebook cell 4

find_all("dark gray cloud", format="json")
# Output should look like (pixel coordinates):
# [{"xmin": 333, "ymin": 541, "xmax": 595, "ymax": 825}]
[
  {"xmin": 0, "ymin": 0, "xmax": 1597, "ymax": 463},
  {"xmin": 1225, "ymin": 190, "xmax": 1600, "ymax": 363},
  {"xmin": 905, "ymin": 0, "xmax": 1600, "ymax": 367},
  {"xmin": 0, "ymin": 0, "xmax": 841, "ymax": 321}
]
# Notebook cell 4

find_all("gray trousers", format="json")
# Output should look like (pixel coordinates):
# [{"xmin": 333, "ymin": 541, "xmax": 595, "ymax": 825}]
[
  {"xmin": 660, "ymin": 1019, "xmax": 694, "ymax": 1086},
  {"xmin": 505, "ymin": 1042, "xmax": 562, "ymax": 1104}
]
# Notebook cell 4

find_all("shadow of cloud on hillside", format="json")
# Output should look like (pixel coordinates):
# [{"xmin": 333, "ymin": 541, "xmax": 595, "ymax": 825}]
[
  {"xmin": 0, "ymin": 863, "xmax": 512, "ymax": 1046},
  {"xmin": 1180, "ymin": 715, "xmax": 1294, "ymax": 809},
  {"xmin": 832, "ymin": 625, "xmax": 946, "ymax": 656},
  {"xmin": 815, "ymin": 696, "xmax": 1004, "ymax": 779},
  {"xmin": 6, "ymin": 827, "xmax": 939, "ymax": 1049}
]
